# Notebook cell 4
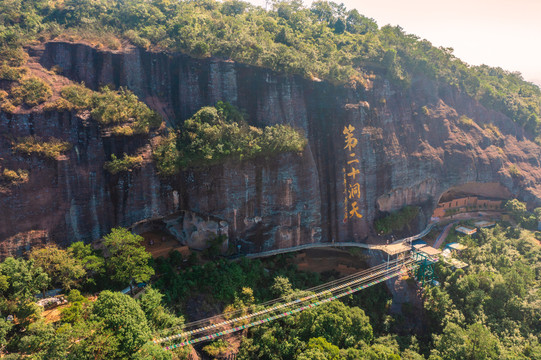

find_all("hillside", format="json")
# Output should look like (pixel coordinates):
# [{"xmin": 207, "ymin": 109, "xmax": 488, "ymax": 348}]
[
  {"xmin": 1, "ymin": 1, "xmax": 541, "ymax": 255},
  {"xmin": 0, "ymin": 1, "xmax": 540, "ymax": 359}
]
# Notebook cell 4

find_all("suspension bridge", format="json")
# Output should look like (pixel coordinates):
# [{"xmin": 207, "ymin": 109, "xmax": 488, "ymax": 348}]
[{"xmin": 153, "ymin": 246, "xmax": 436, "ymax": 351}]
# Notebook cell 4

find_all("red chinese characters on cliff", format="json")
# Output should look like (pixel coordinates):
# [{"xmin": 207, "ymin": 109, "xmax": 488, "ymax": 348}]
[{"xmin": 343, "ymin": 125, "xmax": 363, "ymax": 223}]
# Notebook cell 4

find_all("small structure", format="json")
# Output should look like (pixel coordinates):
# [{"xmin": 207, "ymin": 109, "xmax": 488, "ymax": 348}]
[
  {"xmin": 418, "ymin": 246, "xmax": 442, "ymax": 259},
  {"xmin": 381, "ymin": 243, "xmax": 410, "ymax": 256},
  {"xmin": 445, "ymin": 257, "xmax": 469, "ymax": 270},
  {"xmin": 445, "ymin": 242, "xmax": 467, "ymax": 253},
  {"xmin": 455, "ymin": 226, "xmax": 477, "ymax": 235},
  {"xmin": 411, "ymin": 240, "xmax": 427, "ymax": 247},
  {"xmin": 474, "ymin": 220, "xmax": 496, "ymax": 228}
]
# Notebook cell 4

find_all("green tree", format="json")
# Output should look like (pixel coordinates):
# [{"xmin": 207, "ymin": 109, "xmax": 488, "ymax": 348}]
[
  {"xmin": 298, "ymin": 337, "xmax": 340, "ymax": 360},
  {"xmin": 504, "ymin": 199, "xmax": 527, "ymax": 222},
  {"xmin": 297, "ymin": 301, "xmax": 373, "ymax": 348},
  {"xmin": 0, "ymin": 257, "xmax": 49, "ymax": 299},
  {"xmin": 90, "ymin": 290, "xmax": 152, "ymax": 357},
  {"xmin": 138, "ymin": 287, "xmax": 183, "ymax": 330},
  {"xmin": 68, "ymin": 241, "xmax": 105, "ymax": 285},
  {"xmin": 271, "ymin": 276, "xmax": 294, "ymax": 297},
  {"xmin": 30, "ymin": 245, "xmax": 86, "ymax": 291},
  {"xmin": 103, "ymin": 227, "xmax": 154, "ymax": 293}
]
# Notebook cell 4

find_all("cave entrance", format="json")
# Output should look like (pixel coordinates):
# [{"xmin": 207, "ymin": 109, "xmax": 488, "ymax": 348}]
[{"xmin": 432, "ymin": 183, "xmax": 512, "ymax": 219}]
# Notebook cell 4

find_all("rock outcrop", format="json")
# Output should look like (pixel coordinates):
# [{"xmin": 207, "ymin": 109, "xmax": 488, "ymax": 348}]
[{"xmin": 1, "ymin": 41, "xmax": 541, "ymax": 256}]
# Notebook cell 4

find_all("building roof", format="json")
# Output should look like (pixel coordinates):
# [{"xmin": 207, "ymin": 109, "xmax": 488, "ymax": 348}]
[
  {"xmin": 413, "ymin": 243, "xmax": 427, "ymax": 250},
  {"xmin": 418, "ymin": 246, "xmax": 442, "ymax": 256},
  {"xmin": 455, "ymin": 226, "xmax": 477, "ymax": 235},
  {"xmin": 381, "ymin": 243, "xmax": 410, "ymax": 255},
  {"xmin": 446, "ymin": 243, "xmax": 467, "ymax": 251},
  {"xmin": 446, "ymin": 257, "xmax": 469, "ymax": 269},
  {"xmin": 474, "ymin": 220, "xmax": 496, "ymax": 228}
]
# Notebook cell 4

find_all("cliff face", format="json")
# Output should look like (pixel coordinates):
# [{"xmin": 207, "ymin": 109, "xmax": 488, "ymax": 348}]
[{"xmin": 1, "ymin": 41, "xmax": 541, "ymax": 256}]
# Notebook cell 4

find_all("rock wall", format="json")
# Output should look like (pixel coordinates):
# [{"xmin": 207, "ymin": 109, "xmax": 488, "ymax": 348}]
[{"xmin": 1, "ymin": 41, "xmax": 541, "ymax": 256}]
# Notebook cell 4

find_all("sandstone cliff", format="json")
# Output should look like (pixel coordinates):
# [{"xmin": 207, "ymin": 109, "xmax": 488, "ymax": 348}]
[{"xmin": 1, "ymin": 41, "xmax": 540, "ymax": 256}]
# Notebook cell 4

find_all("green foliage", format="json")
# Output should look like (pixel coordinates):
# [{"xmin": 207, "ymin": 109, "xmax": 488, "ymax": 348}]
[
  {"xmin": 0, "ymin": 257, "xmax": 49, "ymax": 300},
  {"xmin": 103, "ymin": 227, "xmax": 155, "ymax": 289},
  {"xmin": 375, "ymin": 206, "xmax": 420, "ymax": 235},
  {"xmin": 54, "ymin": 84, "xmax": 162, "ymax": 135},
  {"xmin": 60, "ymin": 83, "xmax": 93, "ymax": 109},
  {"xmin": 104, "ymin": 153, "xmax": 144, "ymax": 174},
  {"xmin": 29, "ymin": 245, "xmax": 86, "ymax": 290},
  {"xmin": 1, "ymin": 0, "xmax": 540, "ymax": 135},
  {"xmin": 1, "ymin": 168, "xmax": 29, "ymax": 185},
  {"xmin": 271, "ymin": 275, "xmax": 294, "ymax": 297},
  {"xmin": 90, "ymin": 87, "xmax": 161, "ymax": 131},
  {"xmin": 12, "ymin": 136, "xmax": 71, "ymax": 159},
  {"xmin": 0, "ymin": 64, "xmax": 27, "ymax": 81},
  {"xmin": 153, "ymin": 132, "xmax": 180, "ymax": 176},
  {"xmin": 424, "ymin": 225, "xmax": 541, "ymax": 358},
  {"xmin": 176, "ymin": 102, "xmax": 306, "ymax": 169},
  {"xmin": 138, "ymin": 287, "xmax": 184, "ymax": 331},
  {"xmin": 60, "ymin": 289, "xmax": 88, "ymax": 324},
  {"xmin": 90, "ymin": 290, "xmax": 152, "ymax": 357},
  {"xmin": 298, "ymin": 337, "xmax": 340, "ymax": 360},
  {"xmin": 508, "ymin": 164, "xmax": 521, "ymax": 178},
  {"xmin": 10, "ymin": 77, "xmax": 52, "ymax": 106},
  {"xmin": 458, "ymin": 115, "xmax": 475, "ymax": 127},
  {"xmin": 297, "ymin": 301, "xmax": 373, "ymax": 348},
  {"xmin": 203, "ymin": 339, "xmax": 230, "ymax": 357}
]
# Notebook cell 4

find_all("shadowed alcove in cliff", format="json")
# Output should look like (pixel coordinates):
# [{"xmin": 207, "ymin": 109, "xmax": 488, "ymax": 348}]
[
  {"xmin": 128, "ymin": 210, "xmax": 230, "ymax": 254},
  {"xmin": 432, "ymin": 182, "xmax": 512, "ymax": 219}
]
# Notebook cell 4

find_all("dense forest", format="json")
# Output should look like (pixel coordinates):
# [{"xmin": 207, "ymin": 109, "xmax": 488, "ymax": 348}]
[
  {"xmin": 0, "ymin": 0, "xmax": 540, "ymax": 139},
  {"xmin": 1, "ymin": 0, "xmax": 541, "ymax": 358},
  {"xmin": 0, "ymin": 201, "xmax": 540, "ymax": 359}
]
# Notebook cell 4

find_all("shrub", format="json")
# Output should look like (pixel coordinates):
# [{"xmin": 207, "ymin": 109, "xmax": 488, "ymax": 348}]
[
  {"xmin": 43, "ymin": 98, "xmax": 75, "ymax": 112},
  {"xmin": 11, "ymin": 77, "xmax": 52, "ymax": 106},
  {"xmin": 259, "ymin": 124, "xmax": 307, "ymax": 155},
  {"xmin": 1, "ymin": 168, "xmax": 29, "ymax": 184},
  {"xmin": 57, "ymin": 84, "xmax": 161, "ymax": 135},
  {"xmin": 459, "ymin": 115, "xmax": 475, "ymax": 127},
  {"xmin": 153, "ymin": 132, "xmax": 180, "ymax": 176},
  {"xmin": 0, "ymin": 99, "xmax": 16, "ymax": 113},
  {"xmin": 104, "ymin": 153, "xmax": 144, "ymax": 174},
  {"xmin": 90, "ymin": 87, "xmax": 161, "ymax": 132},
  {"xmin": 60, "ymin": 84, "xmax": 93, "ymax": 109},
  {"xmin": 203, "ymin": 339, "xmax": 229, "ymax": 357},
  {"xmin": 0, "ymin": 47, "xmax": 28, "ymax": 67},
  {"xmin": 124, "ymin": 30, "xmax": 151, "ymax": 49},
  {"xmin": 12, "ymin": 136, "xmax": 72, "ymax": 159},
  {"xmin": 508, "ymin": 164, "xmax": 521, "ymax": 178},
  {"xmin": 0, "ymin": 65, "xmax": 28, "ymax": 81},
  {"xmin": 483, "ymin": 123, "xmax": 502, "ymax": 138}
]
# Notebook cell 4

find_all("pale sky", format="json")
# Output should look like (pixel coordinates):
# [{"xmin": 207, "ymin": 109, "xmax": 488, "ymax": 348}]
[{"xmin": 246, "ymin": 0, "xmax": 541, "ymax": 87}]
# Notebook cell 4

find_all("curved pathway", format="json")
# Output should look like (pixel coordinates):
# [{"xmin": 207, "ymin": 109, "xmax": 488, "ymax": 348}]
[{"xmin": 244, "ymin": 223, "xmax": 438, "ymax": 259}]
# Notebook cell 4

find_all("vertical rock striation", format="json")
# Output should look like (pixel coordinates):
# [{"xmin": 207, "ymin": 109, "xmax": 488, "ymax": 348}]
[{"xmin": 1, "ymin": 41, "xmax": 541, "ymax": 256}]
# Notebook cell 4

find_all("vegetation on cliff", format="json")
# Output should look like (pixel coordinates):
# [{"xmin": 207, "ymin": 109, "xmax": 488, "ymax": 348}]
[
  {"xmin": 1, "ymin": 0, "xmax": 539, "ymax": 137},
  {"xmin": 12, "ymin": 136, "xmax": 71, "ymax": 159},
  {"xmin": 153, "ymin": 101, "xmax": 306, "ymax": 174},
  {"xmin": 375, "ymin": 206, "xmax": 420, "ymax": 235},
  {"xmin": 104, "ymin": 153, "xmax": 144, "ymax": 175}
]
